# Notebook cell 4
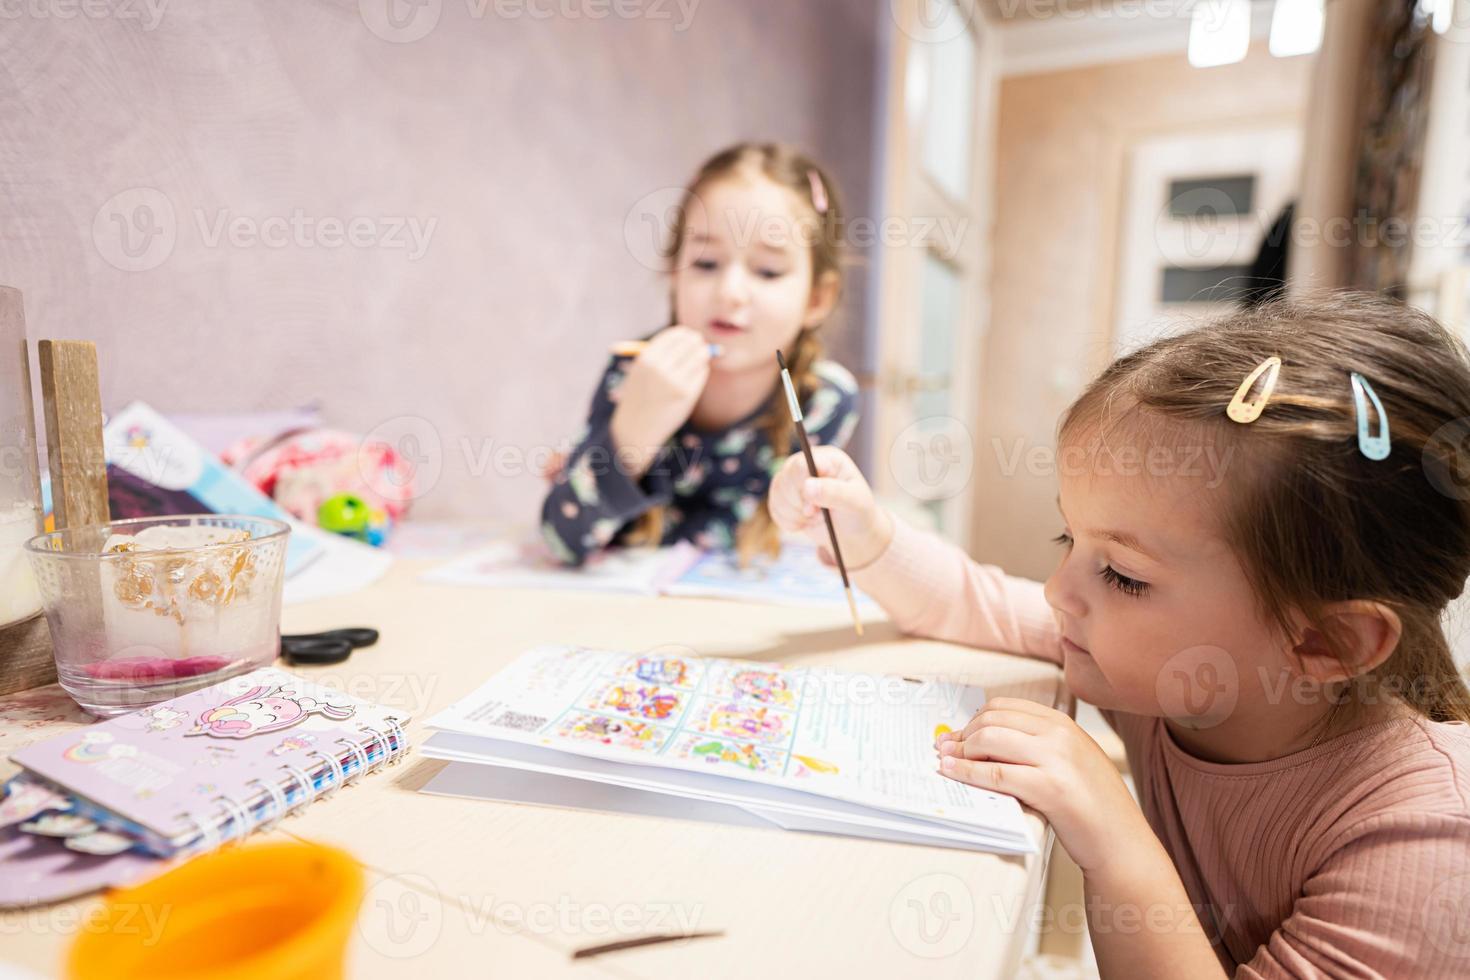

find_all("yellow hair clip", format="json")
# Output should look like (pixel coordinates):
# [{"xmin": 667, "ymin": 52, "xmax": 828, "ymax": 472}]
[{"xmin": 1226, "ymin": 356, "xmax": 1282, "ymax": 424}]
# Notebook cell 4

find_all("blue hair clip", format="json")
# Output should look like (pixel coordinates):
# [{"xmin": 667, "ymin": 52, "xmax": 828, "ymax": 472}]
[{"xmin": 1350, "ymin": 372, "xmax": 1390, "ymax": 460}]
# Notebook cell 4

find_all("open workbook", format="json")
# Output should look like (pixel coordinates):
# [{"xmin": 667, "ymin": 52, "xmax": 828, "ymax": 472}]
[{"xmin": 420, "ymin": 646, "xmax": 1035, "ymax": 854}]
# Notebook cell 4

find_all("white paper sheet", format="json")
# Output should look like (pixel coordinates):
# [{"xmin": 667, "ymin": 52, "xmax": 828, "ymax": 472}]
[
  {"xmin": 421, "ymin": 542, "xmax": 698, "ymax": 595},
  {"xmin": 422, "ymin": 760, "xmax": 1020, "ymax": 852},
  {"xmin": 283, "ymin": 525, "xmax": 393, "ymax": 604},
  {"xmin": 422, "ymin": 759, "xmax": 781, "ymax": 830},
  {"xmin": 422, "ymin": 733, "xmax": 1031, "ymax": 852},
  {"xmin": 662, "ymin": 542, "xmax": 880, "ymax": 611},
  {"xmin": 421, "ymin": 538, "xmax": 878, "ymax": 614}
]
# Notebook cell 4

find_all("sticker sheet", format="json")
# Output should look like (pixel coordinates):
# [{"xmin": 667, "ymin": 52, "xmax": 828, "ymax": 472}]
[
  {"xmin": 663, "ymin": 542, "xmax": 880, "ymax": 610},
  {"xmin": 427, "ymin": 646, "xmax": 1019, "ymax": 831}
]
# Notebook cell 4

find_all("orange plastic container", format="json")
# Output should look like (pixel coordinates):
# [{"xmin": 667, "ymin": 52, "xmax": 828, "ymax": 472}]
[{"xmin": 67, "ymin": 841, "xmax": 364, "ymax": 980}]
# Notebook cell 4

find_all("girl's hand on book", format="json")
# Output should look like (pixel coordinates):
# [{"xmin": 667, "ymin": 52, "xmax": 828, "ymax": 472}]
[
  {"xmin": 609, "ymin": 326, "xmax": 712, "ymax": 478},
  {"xmin": 935, "ymin": 698, "xmax": 1150, "ymax": 877},
  {"xmin": 769, "ymin": 446, "xmax": 894, "ymax": 570}
]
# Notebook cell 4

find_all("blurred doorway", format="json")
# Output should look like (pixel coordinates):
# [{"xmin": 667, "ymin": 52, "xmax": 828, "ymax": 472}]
[
  {"xmin": 1114, "ymin": 122, "xmax": 1304, "ymax": 353},
  {"xmin": 872, "ymin": 0, "xmax": 999, "ymax": 544}
]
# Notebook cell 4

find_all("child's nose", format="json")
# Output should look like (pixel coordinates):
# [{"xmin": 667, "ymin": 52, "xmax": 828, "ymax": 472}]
[
  {"xmin": 1043, "ymin": 563, "xmax": 1086, "ymax": 619},
  {"xmin": 717, "ymin": 264, "xmax": 750, "ymax": 305}
]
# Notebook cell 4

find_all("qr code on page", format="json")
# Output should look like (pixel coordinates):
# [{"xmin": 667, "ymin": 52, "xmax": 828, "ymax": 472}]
[{"xmin": 491, "ymin": 710, "xmax": 548, "ymax": 733}]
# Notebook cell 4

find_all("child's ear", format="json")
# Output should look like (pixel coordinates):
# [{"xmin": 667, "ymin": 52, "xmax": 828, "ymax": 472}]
[
  {"xmin": 802, "ymin": 270, "xmax": 841, "ymax": 327},
  {"xmin": 1288, "ymin": 601, "xmax": 1402, "ymax": 682}
]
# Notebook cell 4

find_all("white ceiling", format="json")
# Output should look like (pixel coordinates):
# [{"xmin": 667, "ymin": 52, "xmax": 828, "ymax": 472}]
[{"xmin": 981, "ymin": 0, "xmax": 1281, "ymax": 76}]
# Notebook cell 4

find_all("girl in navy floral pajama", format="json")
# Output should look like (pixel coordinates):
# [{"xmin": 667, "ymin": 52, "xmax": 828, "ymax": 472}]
[
  {"xmin": 540, "ymin": 142, "xmax": 860, "ymax": 566},
  {"xmin": 542, "ymin": 356, "xmax": 858, "ymax": 563}
]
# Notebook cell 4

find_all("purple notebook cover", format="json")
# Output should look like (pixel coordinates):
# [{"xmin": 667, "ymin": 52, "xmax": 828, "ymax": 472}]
[{"xmin": 10, "ymin": 668, "xmax": 409, "ymax": 845}]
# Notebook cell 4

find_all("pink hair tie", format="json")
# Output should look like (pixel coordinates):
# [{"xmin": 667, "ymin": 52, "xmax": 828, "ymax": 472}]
[{"xmin": 807, "ymin": 169, "xmax": 828, "ymax": 215}]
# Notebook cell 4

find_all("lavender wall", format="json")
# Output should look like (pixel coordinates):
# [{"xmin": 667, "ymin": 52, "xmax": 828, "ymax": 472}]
[{"xmin": 0, "ymin": 0, "xmax": 882, "ymax": 520}]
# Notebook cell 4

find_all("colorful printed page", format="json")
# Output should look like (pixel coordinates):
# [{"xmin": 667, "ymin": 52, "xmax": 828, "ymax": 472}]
[
  {"xmin": 662, "ymin": 541, "xmax": 880, "ymax": 611},
  {"xmin": 11, "ymin": 668, "xmax": 409, "ymax": 850},
  {"xmin": 422, "ymin": 541, "xmax": 700, "ymax": 595},
  {"xmin": 425, "ymin": 646, "xmax": 1033, "ymax": 851}
]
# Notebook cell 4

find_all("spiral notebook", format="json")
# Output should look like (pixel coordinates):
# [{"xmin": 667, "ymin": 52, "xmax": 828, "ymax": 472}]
[{"xmin": 5, "ymin": 668, "xmax": 411, "ymax": 860}]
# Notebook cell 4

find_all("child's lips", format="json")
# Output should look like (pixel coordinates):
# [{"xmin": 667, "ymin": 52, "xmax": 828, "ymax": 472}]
[
  {"xmin": 708, "ymin": 320, "xmax": 747, "ymax": 336},
  {"xmin": 1062, "ymin": 635, "xmax": 1091, "ymax": 657}
]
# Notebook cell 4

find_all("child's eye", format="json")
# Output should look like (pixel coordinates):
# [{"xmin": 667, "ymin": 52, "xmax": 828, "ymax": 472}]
[
  {"xmin": 1099, "ymin": 565, "xmax": 1149, "ymax": 597},
  {"xmin": 756, "ymin": 267, "xmax": 785, "ymax": 280},
  {"xmin": 1051, "ymin": 531, "xmax": 1072, "ymax": 548},
  {"xmin": 692, "ymin": 258, "xmax": 719, "ymax": 272}
]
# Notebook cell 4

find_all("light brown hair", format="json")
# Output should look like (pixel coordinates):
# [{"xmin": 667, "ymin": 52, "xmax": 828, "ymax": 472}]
[
  {"xmin": 623, "ymin": 142, "xmax": 845, "ymax": 564},
  {"xmin": 1059, "ymin": 292, "xmax": 1470, "ymax": 723}
]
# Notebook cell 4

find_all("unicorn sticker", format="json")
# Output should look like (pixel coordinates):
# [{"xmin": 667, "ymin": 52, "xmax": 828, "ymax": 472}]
[
  {"xmin": 186, "ymin": 683, "xmax": 355, "ymax": 739},
  {"xmin": 62, "ymin": 731, "xmax": 137, "ymax": 763},
  {"xmin": 270, "ymin": 734, "xmax": 317, "ymax": 757},
  {"xmin": 144, "ymin": 707, "xmax": 187, "ymax": 732}
]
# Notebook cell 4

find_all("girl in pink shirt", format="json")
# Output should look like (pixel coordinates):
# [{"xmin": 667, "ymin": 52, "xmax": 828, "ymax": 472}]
[{"xmin": 770, "ymin": 293, "xmax": 1470, "ymax": 978}]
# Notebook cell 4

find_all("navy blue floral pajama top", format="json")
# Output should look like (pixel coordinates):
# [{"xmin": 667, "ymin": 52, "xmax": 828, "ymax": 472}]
[{"xmin": 541, "ymin": 356, "xmax": 860, "ymax": 566}]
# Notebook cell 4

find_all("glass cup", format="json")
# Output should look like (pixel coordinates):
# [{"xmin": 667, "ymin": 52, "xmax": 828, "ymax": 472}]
[
  {"xmin": 26, "ymin": 515, "xmax": 290, "ymax": 717},
  {"xmin": 1, "ymin": 308, "xmax": 44, "ymax": 630},
  {"xmin": 0, "ymin": 497, "xmax": 43, "ymax": 628}
]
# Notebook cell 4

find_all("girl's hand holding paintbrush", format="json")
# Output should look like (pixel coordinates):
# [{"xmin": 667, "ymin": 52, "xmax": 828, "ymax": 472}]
[
  {"xmin": 769, "ymin": 446, "xmax": 894, "ymax": 571},
  {"xmin": 607, "ymin": 326, "xmax": 714, "ymax": 479}
]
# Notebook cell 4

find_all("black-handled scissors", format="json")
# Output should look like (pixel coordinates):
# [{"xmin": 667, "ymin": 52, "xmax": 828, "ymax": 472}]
[{"xmin": 280, "ymin": 628, "xmax": 380, "ymax": 666}]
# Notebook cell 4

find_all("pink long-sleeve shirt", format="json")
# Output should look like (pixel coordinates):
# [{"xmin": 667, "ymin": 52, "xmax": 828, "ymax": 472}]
[{"xmin": 852, "ymin": 519, "xmax": 1470, "ymax": 978}]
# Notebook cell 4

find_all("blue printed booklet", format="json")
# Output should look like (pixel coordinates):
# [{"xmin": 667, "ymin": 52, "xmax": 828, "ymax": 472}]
[{"xmin": 100, "ymin": 401, "xmax": 324, "ymax": 577}]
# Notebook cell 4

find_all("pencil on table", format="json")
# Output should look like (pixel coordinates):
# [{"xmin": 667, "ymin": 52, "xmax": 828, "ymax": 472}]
[{"xmin": 776, "ymin": 350, "xmax": 864, "ymax": 638}]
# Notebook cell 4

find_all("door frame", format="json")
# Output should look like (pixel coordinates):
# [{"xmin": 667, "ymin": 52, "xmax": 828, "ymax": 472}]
[{"xmin": 870, "ymin": 0, "xmax": 999, "ymax": 546}]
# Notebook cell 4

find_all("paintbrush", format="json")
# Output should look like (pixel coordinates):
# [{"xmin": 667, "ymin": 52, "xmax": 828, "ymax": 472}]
[
  {"xmin": 572, "ymin": 930, "xmax": 726, "ymax": 959},
  {"xmin": 777, "ymin": 350, "xmax": 863, "ymax": 637}
]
